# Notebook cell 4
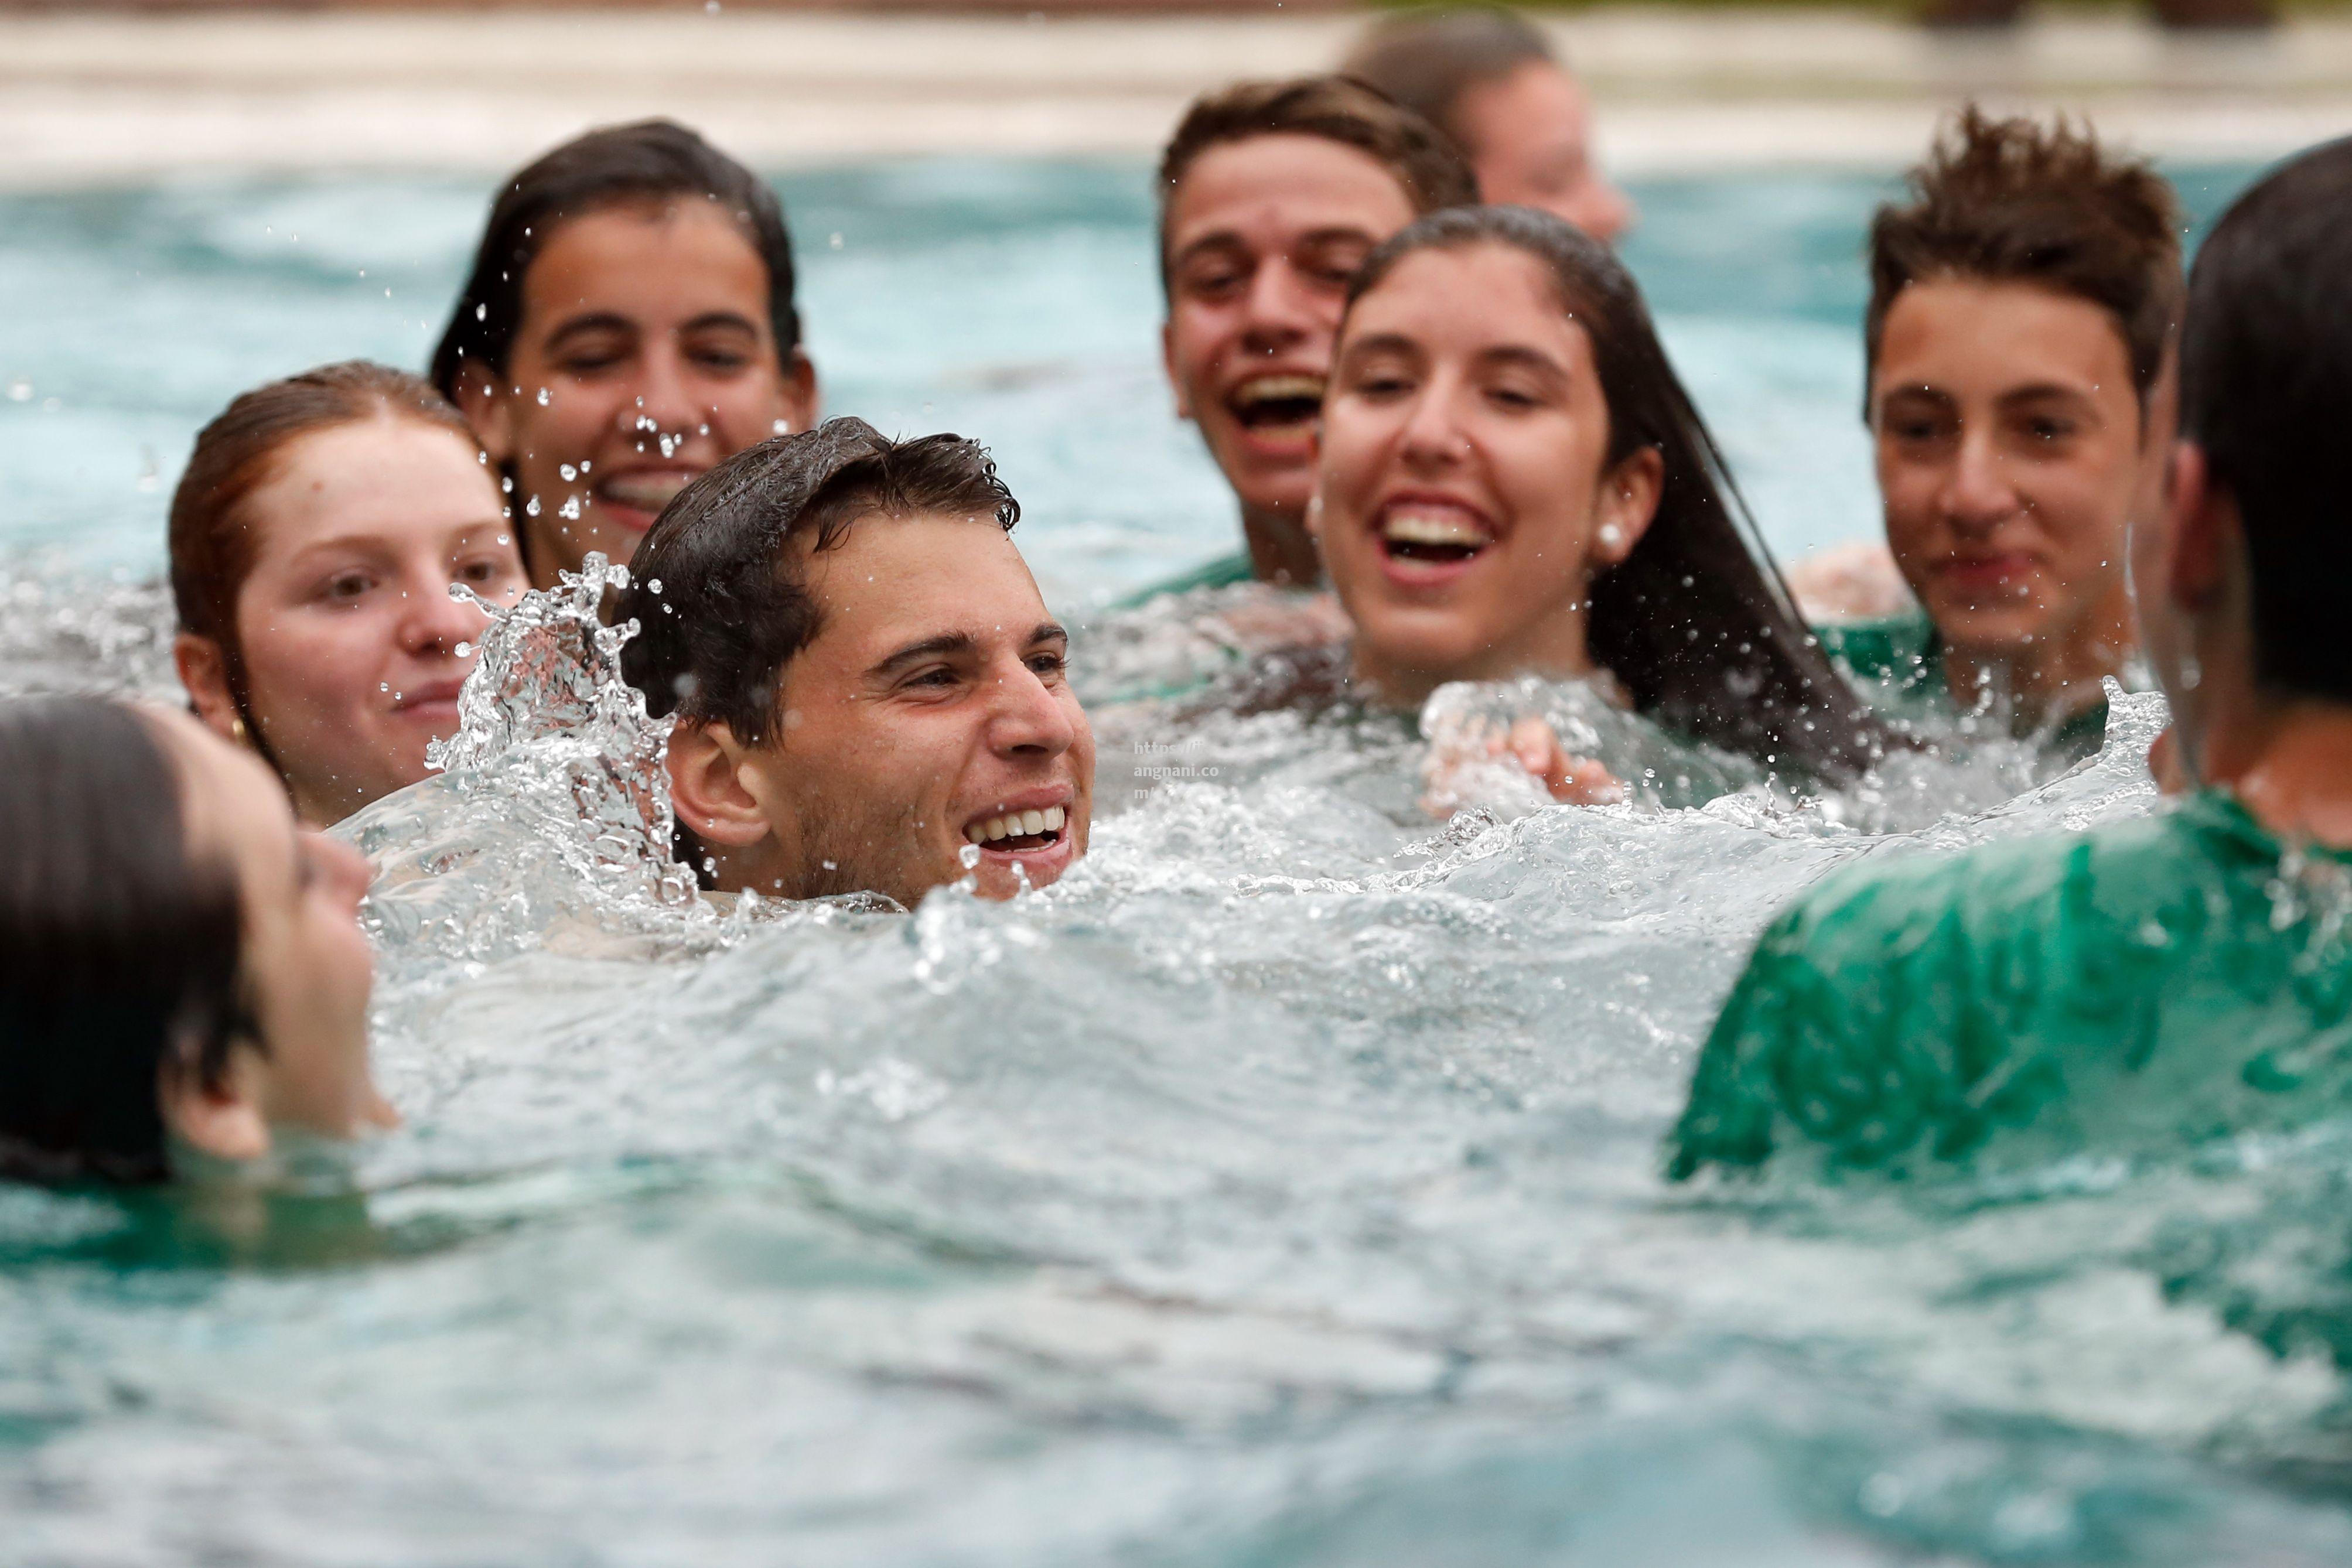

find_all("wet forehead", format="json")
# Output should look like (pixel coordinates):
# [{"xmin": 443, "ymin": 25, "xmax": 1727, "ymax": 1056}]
[
  {"xmin": 1346, "ymin": 244, "xmax": 1594, "ymax": 370},
  {"xmin": 521, "ymin": 197, "xmax": 772, "ymax": 331},
  {"xmin": 800, "ymin": 515, "xmax": 1047, "ymax": 664},
  {"xmin": 1168, "ymin": 135, "xmax": 1418, "ymax": 254},
  {"xmin": 244, "ymin": 418, "xmax": 502, "ymax": 560},
  {"xmin": 1875, "ymin": 278, "xmax": 2135, "ymax": 398}
]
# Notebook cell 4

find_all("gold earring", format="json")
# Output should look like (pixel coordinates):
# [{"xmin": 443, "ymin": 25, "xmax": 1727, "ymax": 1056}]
[{"xmin": 230, "ymin": 715, "xmax": 249, "ymax": 745}]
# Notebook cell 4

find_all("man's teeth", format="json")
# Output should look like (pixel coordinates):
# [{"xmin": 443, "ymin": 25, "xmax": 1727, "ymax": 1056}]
[
  {"xmin": 1382, "ymin": 509, "xmax": 1489, "ymax": 547},
  {"xmin": 595, "ymin": 473, "xmax": 694, "ymax": 511},
  {"xmin": 1234, "ymin": 374, "xmax": 1326, "ymax": 409},
  {"xmin": 964, "ymin": 805, "xmax": 1067, "ymax": 845}
]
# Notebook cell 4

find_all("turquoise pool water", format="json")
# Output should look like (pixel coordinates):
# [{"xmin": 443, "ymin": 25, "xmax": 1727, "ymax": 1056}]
[{"xmin": 12, "ymin": 159, "xmax": 2352, "ymax": 1568}]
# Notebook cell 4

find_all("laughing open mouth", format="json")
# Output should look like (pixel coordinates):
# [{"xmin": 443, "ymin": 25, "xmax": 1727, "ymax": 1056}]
[
  {"xmin": 1227, "ymin": 374, "xmax": 1326, "ymax": 436},
  {"xmin": 964, "ymin": 804, "xmax": 1068, "ymax": 852},
  {"xmin": 1380, "ymin": 504, "xmax": 1493, "ymax": 566}
]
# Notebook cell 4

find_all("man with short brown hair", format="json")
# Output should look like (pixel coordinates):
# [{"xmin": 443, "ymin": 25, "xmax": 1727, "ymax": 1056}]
[{"xmin": 1147, "ymin": 76, "xmax": 1474, "ymax": 595}]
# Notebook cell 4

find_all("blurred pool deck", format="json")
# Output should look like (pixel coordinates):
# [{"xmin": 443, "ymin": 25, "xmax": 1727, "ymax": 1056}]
[{"xmin": 3, "ymin": 6, "xmax": 2349, "ymax": 186}]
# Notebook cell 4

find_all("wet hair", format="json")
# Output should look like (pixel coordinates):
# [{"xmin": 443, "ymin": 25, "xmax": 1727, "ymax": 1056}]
[
  {"xmin": 618, "ymin": 416, "xmax": 1019, "ymax": 743},
  {"xmin": 429, "ymin": 119, "xmax": 803, "ymax": 399},
  {"xmin": 616, "ymin": 418, "xmax": 1020, "ymax": 882},
  {"xmin": 1343, "ymin": 206, "xmax": 1888, "ymax": 782},
  {"xmin": 169, "ymin": 360, "xmax": 480, "ymax": 780},
  {"xmin": 2177, "ymin": 135, "xmax": 2352, "ymax": 704},
  {"xmin": 0, "ymin": 699, "xmax": 251, "ymax": 1186},
  {"xmin": 1340, "ymin": 5, "xmax": 1557, "ymax": 152},
  {"xmin": 1156, "ymin": 76, "xmax": 1477, "ymax": 293},
  {"xmin": 1866, "ymin": 107, "xmax": 2184, "ymax": 415}
]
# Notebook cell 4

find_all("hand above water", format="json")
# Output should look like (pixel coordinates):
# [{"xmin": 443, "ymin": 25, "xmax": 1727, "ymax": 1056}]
[{"xmin": 1420, "ymin": 713, "xmax": 1626, "ymax": 819}]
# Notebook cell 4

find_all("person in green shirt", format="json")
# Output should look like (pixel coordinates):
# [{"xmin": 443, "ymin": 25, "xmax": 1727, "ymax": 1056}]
[
  {"xmin": 1802, "ymin": 108, "xmax": 2185, "ymax": 766},
  {"xmin": 1670, "ymin": 135, "xmax": 2352, "ymax": 1180},
  {"xmin": 1132, "ymin": 76, "xmax": 1476, "ymax": 602}
]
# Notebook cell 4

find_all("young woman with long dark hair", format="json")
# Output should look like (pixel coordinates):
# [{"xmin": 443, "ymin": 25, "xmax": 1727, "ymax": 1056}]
[
  {"xmin": 0, "ymin": 698, "xmax": 391, "ymax": 1185},
  {"xmin": 1308, "ymin": 204, "xmax": 1887, "ymax": 798},
  {"xmin": 431, "ymin": 119, "xmax": 819, "ymax": 587}
]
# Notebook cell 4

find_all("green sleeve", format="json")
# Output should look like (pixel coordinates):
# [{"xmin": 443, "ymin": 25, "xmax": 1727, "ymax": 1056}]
[{"xmin": 1113, "ymin": 551, "xmax": 1257, "ymax": 610}]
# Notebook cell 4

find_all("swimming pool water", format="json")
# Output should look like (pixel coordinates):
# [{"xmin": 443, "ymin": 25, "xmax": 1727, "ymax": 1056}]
[{"xmin": 11, "ymin": 158, "xmax": 2351, "ymax": 1568}]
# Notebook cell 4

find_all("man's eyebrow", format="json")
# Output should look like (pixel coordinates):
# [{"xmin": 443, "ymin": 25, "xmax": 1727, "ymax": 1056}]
[
  {"xmin": 869, "ymin": 632, "xmax": 978, "ymax": 678},
  {"xmin": 1293, "ymin": 226, "xmax": 1382, "ymax": 251},
  {"xmin": 678, "ymin": 310, "xmax": 762, "ymax": 337},
  {"xmin": 1027, "ymin": 622, "xmax": 1068, "ymax": 647},
  {"xmin": 1170, "ymin": 232, "xmax": 1250, "ymax": 271},
  {"xmin": 1997, "ymin": 381, "xmax": 2100, "ymax": 406},
  {"xmin": 544, "ymin": 312, "xmax": 635, "ymax": 349}
]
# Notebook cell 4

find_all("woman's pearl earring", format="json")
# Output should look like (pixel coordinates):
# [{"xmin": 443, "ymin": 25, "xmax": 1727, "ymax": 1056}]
[{"xmin": 1598, "ymin": 524, "xmax": 1624, "ymax": 550}]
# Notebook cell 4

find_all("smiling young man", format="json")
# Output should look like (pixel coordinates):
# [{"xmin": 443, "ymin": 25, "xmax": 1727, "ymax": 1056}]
[
  {"xmin": 1145, "ymin": 76, "xmax": 1476, "ymax": 596},
  {"xmin": 616, "ymin": 419, "xmax": 1091, "ymax": 907},
  {"xmin": 1672, "ymin": 135, "xmax": 2352, "ymax": 1180},
  {"xmin": 1823, "ymin": 110, "xmax": 2183, "ymax": 762}
]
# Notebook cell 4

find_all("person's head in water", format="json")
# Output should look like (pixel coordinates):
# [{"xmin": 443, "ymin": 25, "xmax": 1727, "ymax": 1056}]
[
  {"xmin": 618, "ymin": 419, "xmax": 1093, "ymax": 907},
  {"xmin": 1158, "ymin": 76, "xmax": 1476, "ymax": 586},
  {"xmin": 170, "ymin": 361, "xmax": 529, "ymax": 828},
  {"xmin": 1342, "ymin": 5, "xmax": 1631, "ymax": 243},
  {"xmin": 432, "ymin": 119, "xmax": 819, "ymax": 589},
  {"xmin": 1312, "ymin": 204, "xmax": 1883, "ymax": 782},
  {"xmin": 2140, "ymin": 136, "xmax": 2352, "ymax": 786},
  {"xmin": 0, "ymin": 698, "xmax": 389, "ymax": 1185},
  {"xmin": 1867, "ymin": 108, "xmax": 2183, "ymax": 727}
]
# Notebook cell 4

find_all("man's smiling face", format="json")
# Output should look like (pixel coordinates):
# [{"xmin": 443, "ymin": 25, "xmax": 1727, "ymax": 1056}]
[{"xmin": 725, "ymin": 513, "xmax": 1094, "ymax": 906}]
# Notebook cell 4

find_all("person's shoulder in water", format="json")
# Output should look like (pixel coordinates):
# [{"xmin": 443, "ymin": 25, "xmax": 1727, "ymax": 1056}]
[
  {"xmin": 1664, "ymin": 790, "xmax": 2345, "ymax": 1180},
  {"xmin": 1673, "ymin": 132, "xmax": 2352, "ymax": 1181}
]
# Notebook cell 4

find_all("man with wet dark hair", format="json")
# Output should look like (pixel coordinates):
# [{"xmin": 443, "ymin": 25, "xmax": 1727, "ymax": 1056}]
[
  {"xmin": 1341, "ymin": 6, "xmax": 1631, "ymax": 242},
  {"xmin": 1670, "ymin": 137, "xmax": 2352, "ymax": 1180},
  {"xmin": 1146, "ymin": 76, "xmax": 1475, "ymax": 595},
  {"xmin": 617, "ymin": 417, "xmax": 1093, "ymax": 907}
]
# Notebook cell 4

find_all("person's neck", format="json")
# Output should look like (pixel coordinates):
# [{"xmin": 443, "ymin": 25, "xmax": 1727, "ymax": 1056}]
[
  {"xmin": 1239, "ymin": 501, "xmax": 1323, "ymax": 589},
  {"xmin": 1350, "ymin": 617, "xmax": 1594, "ymax": 712},
  {"xmin": 2191, "ymin": 694, "xmax": 2352, "ymax": 850},
  {"xmin": 1943, "ymin": 584, "xmax": 2135, "ymax": 735}
]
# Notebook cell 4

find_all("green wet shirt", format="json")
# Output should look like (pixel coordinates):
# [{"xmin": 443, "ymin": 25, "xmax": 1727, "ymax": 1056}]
[
  {"xmin": 1668, "ymin": 791, "xmax": 2352, "ymax": 1179},
  {"xmin": 1115, "ymin": 551, "xmax": 1257, "ymax": 610},
  {"xmin": 1816, "ymin": 609, "xmax": 2111, "ymax": 764}
]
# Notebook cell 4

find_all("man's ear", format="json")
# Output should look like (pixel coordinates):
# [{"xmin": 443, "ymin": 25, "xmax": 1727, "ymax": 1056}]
[
  {"xmin": 172, "ymin": 633, "xmax": 244, "ymax": 743},
  {"xmin": 2165, "ymin": 442, "xmax": 2233, "ymax": 612},
  {"xmin": 1592, "ymin": 447, "xmax": 1665, "ymax": 569},
  {"xmin": 1161, "ymin": 320, "xmax": 1193, "ymax": 422},
  {"xmin": 452, "ymin": 360, "xmax": 516, "ymax": 464},
  {"xmin": 667, "ymin": 720, "xmax": 774, "ymax": 848},
  {"xmin": 159, "ymin": 1048, "xmax": 271, "ymax": 1164},
  {"xmin": 779, "ymin": 347, "xmax": 820, "ymax": 436}
]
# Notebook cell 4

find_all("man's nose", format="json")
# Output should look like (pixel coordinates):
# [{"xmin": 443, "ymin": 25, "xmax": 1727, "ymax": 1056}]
[
  {"xmin": 1940, "ymin": 428, "xmax": 2019, "ymax": 532},
  {"xmin": 988, "ymin": 662, "xmax": 1077, "ymax": 757},
  {"xmin": 1238, "ymin": 259, "xmax": 1319, "ymax": 353}
]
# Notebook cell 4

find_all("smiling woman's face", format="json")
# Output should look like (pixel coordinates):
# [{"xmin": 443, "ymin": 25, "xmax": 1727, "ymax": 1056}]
[
  {"xmin": 465, "ymin": 196, "xmax": 818, "ymax": 587},
  {"xmin": 220, "ymin": 416, "xmax": 527, "ymax": 826},
  {"xmin": 1313, "ymin": 241, "xmax": 1659, "ymax": 706}
]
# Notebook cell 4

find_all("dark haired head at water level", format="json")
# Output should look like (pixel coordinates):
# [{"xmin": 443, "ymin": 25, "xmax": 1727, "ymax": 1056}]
[
  {"xmin": 169, "ymin": 360, "xmax": 528, "ymax": 828},
  {"xmin": 1672, "ymin": 135, "xmax": 2352, "ymax": 1182},
  {"xmin": 617, "ymin": 417, "xmax": 1093, "ymax": 907},
  {"xmin": 0, "ymin": 698, "xmax": 390, "ymax": 1186},
  {"xmin": 1313, "ymin": 203, "xmax": 1889, "ymax": 787},
  {"xmin": 1155, "ymin": 77, "xmax": 1476, "ymax": 589},
  {"xmin": 432, "ymin": 119, "xmax": 820, "ymax": 590}
]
